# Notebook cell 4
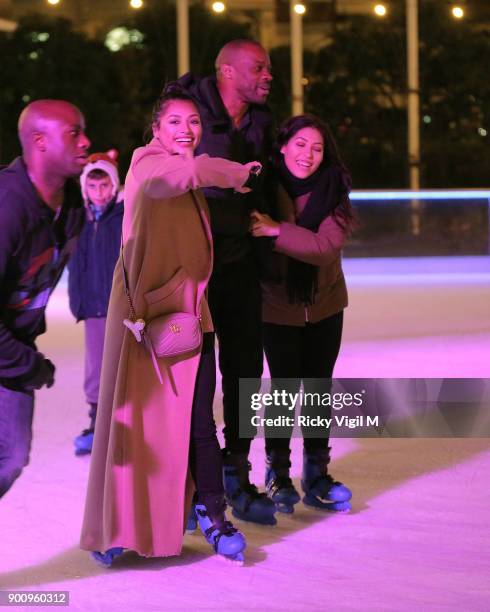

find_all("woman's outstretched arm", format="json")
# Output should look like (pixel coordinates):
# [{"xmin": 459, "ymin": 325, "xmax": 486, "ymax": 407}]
[{"xmin": 130, "ymin": 143, "xmax": 260, "ymax": 199}]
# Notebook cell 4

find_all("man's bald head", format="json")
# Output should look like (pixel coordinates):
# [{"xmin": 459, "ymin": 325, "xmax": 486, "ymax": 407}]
[
  {"xmin": 215, "ymin": 40, "xmax": 266, "ymax": 74},
  {"xmin": 18, "ymin": 99, "xmax": 90, "ymax": 178},
  {"xmin": 215, "ymin": 40, "xmax": 272, "ymax": 106},
  {"xmin": 18, "ymin": 100, "xmax": 82, "ymax": 155}
]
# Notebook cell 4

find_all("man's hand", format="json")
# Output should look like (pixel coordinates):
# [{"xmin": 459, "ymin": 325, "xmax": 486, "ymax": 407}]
[
  {"xmin": 236, "ymin": 162, "xmax": 263, "ymax": 194},
  {"xmin": 250, "ymin": 210, "xmax": 280, "ymax": 238},
  {"xmin": 24, "ymin": 357, "xmax": 56, "ymax": 391},
  {"xmin": 244, "ymin": 161, "xmax": 262, "ymax": 175}
]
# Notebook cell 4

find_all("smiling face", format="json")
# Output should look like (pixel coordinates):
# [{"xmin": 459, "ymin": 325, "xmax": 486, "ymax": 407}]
[
  {"xmin": 280, "ymin": 126, "xmax": 324, "ymax": 179},
  {"xmin": 152, "ymin": 99, "xmax": 202, "ymax": 155},
  {"xmin": 228, "ymin": 44, "xmax": 272, "ymax": 105}
]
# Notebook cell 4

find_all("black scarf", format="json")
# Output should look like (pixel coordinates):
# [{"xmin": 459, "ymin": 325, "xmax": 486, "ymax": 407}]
[{"xmin": 278, "ymin": 158, "xmax": 341, "ymax": 305}]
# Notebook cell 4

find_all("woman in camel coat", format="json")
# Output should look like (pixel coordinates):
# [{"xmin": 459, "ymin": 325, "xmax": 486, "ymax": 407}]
[{"xmin": 80, "ymin": 86, "xmax": 258, "ymax": 563}]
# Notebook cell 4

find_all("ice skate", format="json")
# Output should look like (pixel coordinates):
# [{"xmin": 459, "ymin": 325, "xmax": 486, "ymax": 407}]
[
  {"xmin": 195, "ymin": 497, "xmax": 246, "ymax": 564},
  {"xmin": 223, "ymin": 452, "xmax": 277, "ymax": 525},
  {"xmin": 91, "ymin": 547, "xmax": 124, "ymax": 567},
  {"xmin": 74, "ymin": 428, "xmax": 94, "ymax": 456},
  {"xmin": 302, "ymin": 449, "xmax": 352, "ymax": 512},
  {"xmin": 185, "ymin": 503, "xmax": 198, "ymax": 534},
  {"xmin": 265, "ymin": 450, "xmax": 300, "ymax": 514}
]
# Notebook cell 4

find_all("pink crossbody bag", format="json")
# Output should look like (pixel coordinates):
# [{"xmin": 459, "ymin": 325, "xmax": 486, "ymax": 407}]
[{"xmin": 120, "ymin": 245, "xmax": 202, "ymax": 384}]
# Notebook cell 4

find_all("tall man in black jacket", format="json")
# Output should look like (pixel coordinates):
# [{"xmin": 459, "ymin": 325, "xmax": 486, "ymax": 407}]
[
  {"xmin": 0, "ymin": 100, "xmax": 89, "ymax": 498},
  {"xmin": 179, "ymin": 40, "xmax": 277, "ymax": 525}
]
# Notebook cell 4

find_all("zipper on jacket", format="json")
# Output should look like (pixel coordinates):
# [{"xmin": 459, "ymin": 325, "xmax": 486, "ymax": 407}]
[{"xmin": 304, "ymin": 305, "xmax": 309, "ymax": 323}]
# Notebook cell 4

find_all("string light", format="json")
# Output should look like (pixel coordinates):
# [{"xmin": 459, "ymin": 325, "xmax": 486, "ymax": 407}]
[
  {"xmin": 212, "ymin": 2, "xmax": 226, "ymax": 13},
  {"xmin": 451, "ymin": 6, "xmax": 464, "ymax": 19}
]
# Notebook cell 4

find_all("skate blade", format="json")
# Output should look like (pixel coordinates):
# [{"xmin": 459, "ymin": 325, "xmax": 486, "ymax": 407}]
[
  {"xmin": 303, "ymin": 495, "xmax": 352, "ymax": 513},
  {"xmin": 231, "ymin": 508, "xmax": 277, "ymax": 526},
  {"xmin": 219, "ymin": 551, "xmax": 245, "ymax": 566}
]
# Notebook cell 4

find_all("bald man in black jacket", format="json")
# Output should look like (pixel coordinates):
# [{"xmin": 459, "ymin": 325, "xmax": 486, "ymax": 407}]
[
  {"xmin": 179, "ymin": 40, "xmax": 277, "ymax": 525},
  {"xmin": 0, "ymin": 100, "xmax": 89, "ymax": 498}
]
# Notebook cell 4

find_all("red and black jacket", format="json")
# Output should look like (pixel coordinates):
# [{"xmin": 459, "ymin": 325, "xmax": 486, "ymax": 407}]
[{"xmin": 0, "ymin": 157, "xmax": 84, "ymax": 389}]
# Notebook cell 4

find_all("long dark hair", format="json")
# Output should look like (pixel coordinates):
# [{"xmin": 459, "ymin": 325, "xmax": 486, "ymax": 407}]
[
  {"xmin": 272, "ymin": 114, "xmax": 355, "ymax": 305},
  {"xmin": 274, "ymin": 114, "xmax": 355, "ymax": 230},
  {"xmin": 143, "ymin": 82, "xmax": 200, "ymax": 144}
]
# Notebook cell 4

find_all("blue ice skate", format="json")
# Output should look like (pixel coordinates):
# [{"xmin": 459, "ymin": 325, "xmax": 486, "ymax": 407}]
[
  {"xmin": 186, "ymin": 504, "xmax": 198, "ymax": 534},
  {"xmin": 74, "ymin": 429, "xmax": 94, "ymax": 456},
  {"xmin": 91, "ymin": 547, "xmax": 124, "ymax": 567},
  {"xmin": 195, "ymin": 499, "xmax": 246, "ymax": 563},
  {"xmin": 223, "ymin": 453, "xmax": 277, "ymax": 526},
  {"xmin": 302, "ymin": 449, "xmax": 352, "ymax": 512},
  {"xmin": 265, "ymin": 450, "xmax": 300, "ymax": 514}
]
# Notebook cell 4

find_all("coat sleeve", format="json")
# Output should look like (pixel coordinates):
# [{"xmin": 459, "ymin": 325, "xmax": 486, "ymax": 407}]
[
  {"xmin": 67, "ymin": 240, "xmax": 83, "ymax": 321},
  {"xmin": 131, "ymin": 152, "xmax": 250, "ymax": 199},
  {"xmin": 0, "ymin": 195, "xmax": 42, "ymax": 381},
  {"xmin": 273, "ymin": 214, "xmax": 347, "ymax": 267}
]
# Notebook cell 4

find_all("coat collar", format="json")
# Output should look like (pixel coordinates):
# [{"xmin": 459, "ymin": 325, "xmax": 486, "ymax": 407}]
[{"xmin": 178, "ymin": 73, "xmax": 273, "ymax": 132}]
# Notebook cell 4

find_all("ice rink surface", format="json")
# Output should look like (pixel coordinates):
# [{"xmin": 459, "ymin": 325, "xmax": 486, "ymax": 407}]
[{"xmin": 1, "ymin": 257, "xmax": 489, "ymax": 611}]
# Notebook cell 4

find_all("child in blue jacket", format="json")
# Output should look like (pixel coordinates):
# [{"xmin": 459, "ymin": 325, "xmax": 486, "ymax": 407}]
[{"xmin": 68, "ymin": 151, "xmax": 123, "ymax": 455}]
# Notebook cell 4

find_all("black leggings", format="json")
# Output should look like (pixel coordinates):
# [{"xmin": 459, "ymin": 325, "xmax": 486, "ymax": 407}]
[
  {"xmin": 188, "ymin": 332, "xmax": 224, "ymax": 502},
  {"xmin": 263, "ymin": 311, "xmax": 344, "ymax": 454}
]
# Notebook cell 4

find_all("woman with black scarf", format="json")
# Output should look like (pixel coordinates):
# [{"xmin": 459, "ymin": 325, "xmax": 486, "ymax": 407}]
[{"xmin": 251, "ymin": 114, "xmax": 355, "ymax": 515}]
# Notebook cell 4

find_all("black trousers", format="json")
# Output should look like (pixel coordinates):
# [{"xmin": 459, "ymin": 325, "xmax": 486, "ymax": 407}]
[
  {"xmin": 208, "ymin": 256, "xmax": 263, "ymax": 454},
  {"xmin": 262, "ymin": 311, "xmax": 344, "ymax": 454},
  {"xmin": 188, "ymin": 332, "xmax": 224, "ymax": 502}
]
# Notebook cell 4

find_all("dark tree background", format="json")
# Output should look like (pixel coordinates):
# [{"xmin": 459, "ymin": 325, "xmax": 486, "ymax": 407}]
[
  {"xmin": 0, "ymin": 14, "xmax": 131, "ymax": 167},
  {"xmin": 0, "ymin": 0, "xmax": 488, "ymax": 187}
]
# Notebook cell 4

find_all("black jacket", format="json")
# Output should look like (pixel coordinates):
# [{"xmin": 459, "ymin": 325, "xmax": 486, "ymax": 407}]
[
  {"xmin": 68, "ymin": 196, "xmax": 123, "ymax": 321},
  {"xmin": 0, "ymin": 157, "xmax": 84, "ymax": 388},
  {"xmin": 178, "ymin": 73, "xmax": 274, "ymax": 265}
]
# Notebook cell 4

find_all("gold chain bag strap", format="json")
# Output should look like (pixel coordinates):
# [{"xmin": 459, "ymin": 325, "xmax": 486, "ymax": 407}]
[{"xmin": 120, "ymin": 243, "xmax": 202, "ymax": 384}]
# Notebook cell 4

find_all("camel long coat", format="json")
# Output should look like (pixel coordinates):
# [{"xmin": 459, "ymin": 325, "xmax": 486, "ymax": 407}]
[{"xmin": 80, "ymin": 138, "xmax": 249, "ymax": 557}]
